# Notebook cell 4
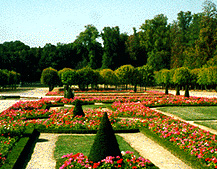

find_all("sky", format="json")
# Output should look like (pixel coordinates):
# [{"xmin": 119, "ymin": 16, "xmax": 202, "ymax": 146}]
[{"xmin": 0, "ymin": 0, "xmax": 213, "ymax": 48}]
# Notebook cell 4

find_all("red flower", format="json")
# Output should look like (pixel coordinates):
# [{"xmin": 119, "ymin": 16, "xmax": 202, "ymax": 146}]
[{"xmin": 117, "ymin": 159, "xmax": 123, "ymax": 164}]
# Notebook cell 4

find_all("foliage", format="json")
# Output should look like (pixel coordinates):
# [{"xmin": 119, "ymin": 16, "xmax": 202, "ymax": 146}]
[
  {"xmin": 115, "ymin": 65, "xmax": 135, "ymax": 88},
  {"xmin": 76, "ymin": 67, "xmax": 95, "ymax": 90},
  {"xmin": 172, "ymin": 67, "xmax": 191, "ymax": 85},
  {"xmin": 73, "ymin": 100, "xmax": 85, "ymax": 117},
  {"xmin": 40, "ymin": 67, "xmax": 59, "ymax": 91},
  {"xmin": 99, "ymin": 69, "xmax": 118, "ymax": 87},
  {"xmin": 0, "ymin": 69, "xmax": 9, "ymax": 87},
  {"xmin": 137, "ymin": 65, "xmax": 154, "ymax": 89},
  {"xmin": 155, "ymin": 69, "xmax": 170, "ymax": 94},
  {"xmin": 197, "ymin": 66, "xmax": 217, "ymax": 89},
  {"xmin": 61, "ymin": 69, "xmax": 78, "ymax": 86}
]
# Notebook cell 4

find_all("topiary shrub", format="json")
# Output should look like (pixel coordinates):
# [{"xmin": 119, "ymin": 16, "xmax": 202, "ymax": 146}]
[
  {"xmin": 88, "ymin": 112, "xmax": 122, "ymax": 163},
  {"xmin": 64, "ymin": 85, "xmax": 74, "ymax": 99},
  {"xmin": 73, "ymin": 100, "xmax": 85, "ymax": 117}
]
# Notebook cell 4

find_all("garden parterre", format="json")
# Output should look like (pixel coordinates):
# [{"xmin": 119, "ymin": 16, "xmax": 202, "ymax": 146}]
[{"xmin": 1, "ymin": 91, "xmax": 217, "ymax": 168}]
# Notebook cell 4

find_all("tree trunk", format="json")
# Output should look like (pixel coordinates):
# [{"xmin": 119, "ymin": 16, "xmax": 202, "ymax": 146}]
[
  {"xmin": 165, "ymin": 85, "xmax": 169, "ymax": 95},
  {"xmin": 184, "ymin": 84, "xmax": 190, "ymax": 97},
  {"xmin": 134, "ymin": 84, "xmax": 137, "ymax": 93},
  {"xmin": 175, "ymin": 85, "xmax": 180, "ymax": 95}
]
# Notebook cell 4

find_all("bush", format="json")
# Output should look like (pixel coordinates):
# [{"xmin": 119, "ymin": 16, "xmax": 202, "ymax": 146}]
[
  {"xmin": 73, "ymin": 100, "xmax": 85, "ymax": 117},
  {"xmin": 88, "ymin": 112, "xmax": 122, "ymax": 163}
]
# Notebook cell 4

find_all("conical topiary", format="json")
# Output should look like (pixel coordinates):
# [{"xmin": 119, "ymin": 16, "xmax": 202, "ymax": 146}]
[
  {"xmin": 88, "ymin": 112, "xmax": 122, "ymax": 163},
  {"xmin": 73, "ymin": 99, "xmax": 85, "ymax": 117}
]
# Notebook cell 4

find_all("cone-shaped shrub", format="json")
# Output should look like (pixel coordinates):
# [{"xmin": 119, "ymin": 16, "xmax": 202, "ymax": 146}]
[
  {"xmin": 73, "ymin": 99, "xmax": 85, "ymax": 117},
  {"xmin": 88, "ymin": 112, "xmax": 122, "ymax": 163}
]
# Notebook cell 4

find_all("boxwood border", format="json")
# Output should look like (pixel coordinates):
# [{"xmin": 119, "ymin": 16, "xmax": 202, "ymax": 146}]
[{"xmin": 1, "ymin": 128, "xmax": 40, "ymax": 169}]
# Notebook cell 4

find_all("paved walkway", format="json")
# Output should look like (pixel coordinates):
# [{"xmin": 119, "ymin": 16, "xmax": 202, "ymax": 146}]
[{"xmin": 0, "ymin": 88, "xmax": 216, "ymax": 169}]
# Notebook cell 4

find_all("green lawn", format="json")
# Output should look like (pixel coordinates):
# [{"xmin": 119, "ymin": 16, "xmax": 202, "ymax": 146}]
[
  {"xmin": 156, "ymin": 106, "xmax": 217, "ymax": 120},
  {"xmin": 195, "ymin": 122, "xmax": 217, "ymax": 130},
  {"xmin": 54, "ymin": 134, "xmax": 141, "ymax": 168},
  {"xmin": 82, "ymin": 103, "xmax": 112, "ymax": 110}
]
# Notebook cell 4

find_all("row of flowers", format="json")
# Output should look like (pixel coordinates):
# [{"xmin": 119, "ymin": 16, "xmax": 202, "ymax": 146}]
[{"xmin": 59, "ymin": 151, "xmax": 156, "ymax": 169}]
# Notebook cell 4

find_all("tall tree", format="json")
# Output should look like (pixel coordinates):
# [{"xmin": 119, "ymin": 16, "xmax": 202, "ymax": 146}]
[
  {"xmin": 101, "ymin": 26, "xmax": 121, "ymax": 70},
  {"xmin": 184, "ymin": 1, "xmax": 217, "ymax": 68},
  {"xmin": 170, "ymin": 11, "xmax": 193, "ymax": 68},
  {"xmin": 126, "ymin": 28, "xmax": 147, "ymax": 67},
  {"xmin": 76, "ymin": 25, "xmax": 102, "ymax": 69},
  {"xmin": 140, "ymin": 14, "xmax": 170, "ymax": 71}
]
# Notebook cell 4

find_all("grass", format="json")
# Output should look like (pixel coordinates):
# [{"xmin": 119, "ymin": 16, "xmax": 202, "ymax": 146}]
[
  {"xmin": 195, "ymin": 122, "xmax": 217, "ymax": 130},
  {"xmin": 156, "ymin": 106, "xmax": 217, "ymax": 120},
  {"xmin": 54, "ymin": 134, "xmax": 141, "ymax": 168},
  {"xmin": 82, "ymin": 103, "xmax": 112, "ymax": 110}
]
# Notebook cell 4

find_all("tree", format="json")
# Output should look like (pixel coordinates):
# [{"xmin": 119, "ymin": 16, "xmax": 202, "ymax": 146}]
[
  {"xmin": 39, "ymin": 43, "xmax": 58, "ymax": 70},
  {"xmin": 76, "ymin": 25, "xmax": 102, "ymax": 69},
  {"xmin": 76, "ymin": 67, "xmax": 95, "ymax": 91},
  {"xmin": 184, "ymin": 1, "xmax": 217, "ymax": 68},
  {"xmin": 61, "ymin": 68, "xmax": 78, "ymax": 99},
  {"xmin": 40, "ymin": 67, "xmax": 59, "ymax": 91},
  {"xmin": 126, "ymin": 28, "xmax": 147, "ymax": 67},
  {"xmin": 115, "ymin": 65, "xmax": 135, "ymax": 90},
  {"xmin": 88, "ymin": 112, "xmax": 122, "ymax": 163},
  {"xmin": 0, "ymin": 69, "xmax": 9, "ymax": 88},
  {"xmin": 197, "ymin": 66, "xmax": 217, "ymax": 90},
  {"xmin": 140, "ymin": 14, "xmax": 171, "ymax": 71},
  {"xmin": 170, "ymin": 11, "xmax": 193, "ymax": 69},
  {"xmin": 99, "ymin": 69, "xmax": 118, "ymax": 89},
  {"xmin": 172, "ymin": 67, "xmax": 191, "ymax": 97},
  {"xmin": 155, "ymin": 69, "xmax": 171, "ymax": 94},
  {"xmin": 6, "ymin": 70, "xmax": 21, "ymax": 89},
  {"xmin": 101, "ymin": 26, "xmax": 121, "ymax": 70},
  {"xmin": 137, "ymin": 65, "xmax": 154, "ymax": 91}
]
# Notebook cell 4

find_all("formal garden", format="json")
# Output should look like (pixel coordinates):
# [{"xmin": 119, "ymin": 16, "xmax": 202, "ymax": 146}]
[
  {"xmin": 0, "ymin": 88, "xmax": 217, "ymax": 168},
  {"xmin": 0, "ymin": 63, "xmax": 216, "ymax": 168}
]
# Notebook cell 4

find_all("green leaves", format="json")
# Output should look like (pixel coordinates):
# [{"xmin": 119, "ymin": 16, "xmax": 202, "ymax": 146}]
[{"xmin": 40, "ymin": 67, "xmax": 59, "ymax": 91}]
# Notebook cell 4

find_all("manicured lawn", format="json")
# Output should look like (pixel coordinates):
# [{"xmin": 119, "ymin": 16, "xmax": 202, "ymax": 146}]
[
  {"xmin": 82, "ymin": 103, "xmax": 112, "ymax": 110},
  {"xmin": 195, "ymin": 122, "xmax": 217, "ymax": 130},
  {"xmin": 54, "ymin": 134, "xmax": 141, "ymax": 168},
  {"xmin": 156, "ymin": 106, "xmax": 217, "ymax": 120},
  {"xmin": 54, "ymin": 135, "xmax": 140, "ymax": 159}
]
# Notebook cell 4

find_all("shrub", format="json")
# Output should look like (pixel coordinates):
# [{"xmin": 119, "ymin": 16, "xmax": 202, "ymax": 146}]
[
  {"xmin": 88, "ymin": 112, "xmax": 122, "ymax": 163},
  {"xmin": 73, "ymin": 100, "xmax": 85, "ymax": 117}
]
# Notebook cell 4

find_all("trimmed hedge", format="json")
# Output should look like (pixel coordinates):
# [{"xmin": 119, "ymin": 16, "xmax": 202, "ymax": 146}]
[{"xmin": 1, "ymin": 127, "xmax": 40, "ymax": 169}]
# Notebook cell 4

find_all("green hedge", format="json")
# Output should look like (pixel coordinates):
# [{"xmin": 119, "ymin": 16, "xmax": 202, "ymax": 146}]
[{"xmin": 1, "ymin": 127, "xmax": 39, "ymax": 169}]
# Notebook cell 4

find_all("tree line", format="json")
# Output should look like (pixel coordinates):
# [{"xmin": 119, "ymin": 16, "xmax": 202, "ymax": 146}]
[
  {"xmin": 0, "ymin": 0, "xmax": 216, "ymax": 83},
  {"xmin": 41, "ymin": 64, "xmax": 217, "ymax": 96},
  {"xmin": 0, "ymin": 69, "xmax": 20, "ymax": 89}
]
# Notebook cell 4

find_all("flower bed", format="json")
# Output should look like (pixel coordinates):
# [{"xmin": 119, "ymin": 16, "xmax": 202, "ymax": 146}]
[
  {"xmin": 59, "ymin": 151, "xmax": 157, "ymax": 169},
  {"xmin": 1, "ymin": 92, "xmax": 217, "ymax": 168},
  {"xmin": 0, "ymin": 133, "xmax": 18, "ymax": 167},
  {"xmin": 111, "ymin": 101, "xmax": 217, "ymax": 168}
]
